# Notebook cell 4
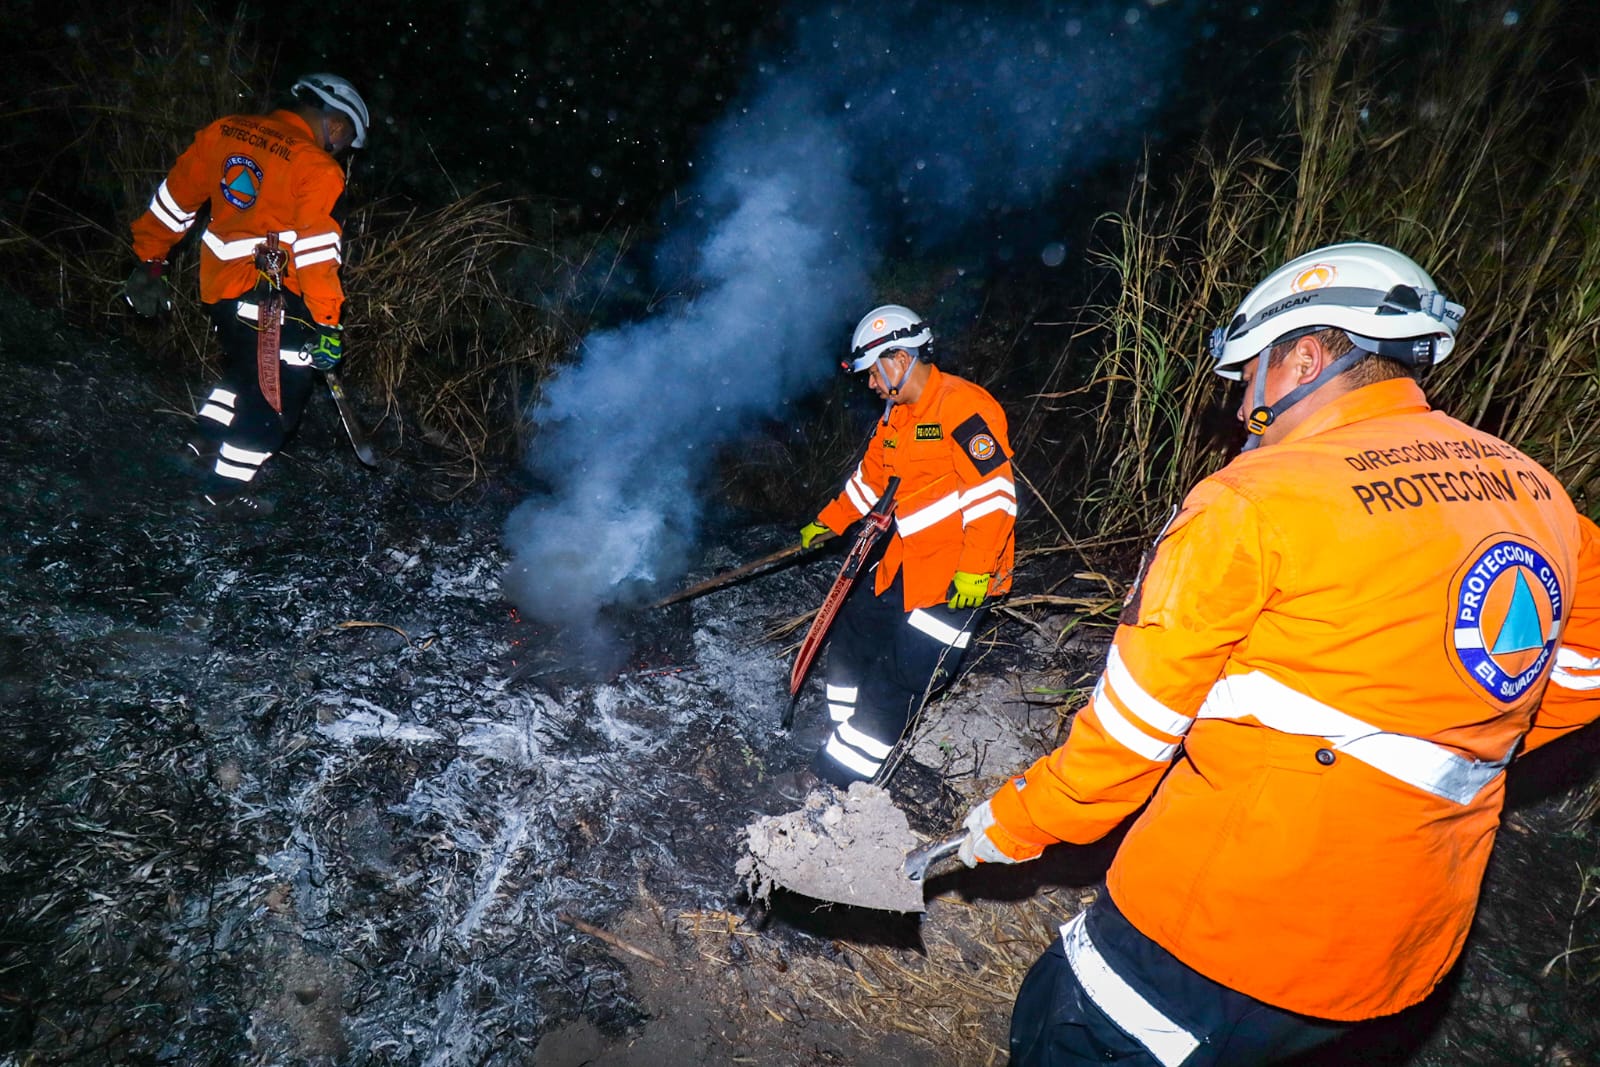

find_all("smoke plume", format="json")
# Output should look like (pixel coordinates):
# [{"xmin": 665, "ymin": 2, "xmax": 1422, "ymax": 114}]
[{"xmin": 504, "ymin": 1, "xmax": 1181, "ymax": 635}]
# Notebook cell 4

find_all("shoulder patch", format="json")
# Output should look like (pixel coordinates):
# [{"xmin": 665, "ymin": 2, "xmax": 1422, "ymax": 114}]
[
  {"xmin": 951, "ymin": 413, "xmax": 1009, "ymax": 475},
  {"xmin": 1448, "ymin": 535, "xmax": 1563, "ymax": 705},
  {"xmin": 915, "ymin": 423, "xmax": 942, "ymax": 441}
]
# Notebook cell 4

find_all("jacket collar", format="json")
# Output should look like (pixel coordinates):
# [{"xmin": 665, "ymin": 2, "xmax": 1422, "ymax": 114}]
[{"xmin": 1277, "ymin": 377, "xmax": 1432, "ymax": 446}]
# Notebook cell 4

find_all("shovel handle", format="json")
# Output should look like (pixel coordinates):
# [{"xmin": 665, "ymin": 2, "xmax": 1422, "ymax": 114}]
[{"xmin": 903, "ymin": 832, "xmax": 966, "ymax": 882}]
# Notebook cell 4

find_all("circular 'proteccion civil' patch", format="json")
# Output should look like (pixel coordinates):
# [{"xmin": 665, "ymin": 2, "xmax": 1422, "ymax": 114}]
[
  {"xmin": 220, "ymin": 155, "xmax": 265, "ymax": 210},
  {"xmin": 1449, "ymin": 536, "xmax": 1563, "ymax": 705},
  {"xmin": 968, "ymin": 433, "xmax": 997, "ymax": 462}
]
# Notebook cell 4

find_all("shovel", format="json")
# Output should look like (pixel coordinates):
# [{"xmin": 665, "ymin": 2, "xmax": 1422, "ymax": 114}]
[
  {"xmin": 739, "ymin": 783, "xmax": 971, "ymax": 913},
  {"xmin": 903, "ymin": 832, "xmax": 966, "ymax": 883}
]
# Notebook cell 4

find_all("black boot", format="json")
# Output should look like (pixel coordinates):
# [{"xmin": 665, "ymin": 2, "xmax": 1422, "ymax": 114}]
[
  {"xmin": 184, "ymin": 437, "xmax": 219, "ymax": 463},
  {"xmin": 201, "ymin": 491, "xmax": 275, "ymax": 519}
]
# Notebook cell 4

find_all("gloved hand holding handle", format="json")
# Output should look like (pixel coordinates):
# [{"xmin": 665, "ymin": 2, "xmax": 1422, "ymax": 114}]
[
  {"xmin": 306, "ymin": 323, "xmax": 344, "ymax": 371},
  {"xmin": 800, "ymin": 520, "xmax": 831, "ymax": 550},
  {"xmin": 124, "ymin": 259, "xmax": 171, "ymax": 317}
]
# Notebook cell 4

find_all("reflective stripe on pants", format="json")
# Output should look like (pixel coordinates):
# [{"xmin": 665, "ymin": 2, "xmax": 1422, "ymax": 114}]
[
  {"xmin": 1010, "ymin": 895, "xmax": 1349, "ymax": 1067},
  {"xmin": 813, "ymin": 570, "xmax": 985, "ymax": 785},
  {"xmin": 194, "ymin": 294, "xmax": 318, "ymax": 495}
]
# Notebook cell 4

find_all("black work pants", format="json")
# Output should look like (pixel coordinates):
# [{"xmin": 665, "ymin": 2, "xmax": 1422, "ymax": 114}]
[
  {"xmin": 1010, "ymin": 894, "xmax": 1350, "ymax": 1067},
  {"xmin": 193, "ymin": 293, "xmax": 317, "ymax": 497},
  {"xmin": 811, "ymin": 569, "xmax": 986, "ymax": 785}
]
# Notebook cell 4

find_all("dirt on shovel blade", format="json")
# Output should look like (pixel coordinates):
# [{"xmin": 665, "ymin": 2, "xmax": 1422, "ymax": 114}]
[{"xmin": 737, "ymin": 781, "xmax": 927, "ymax": 913}]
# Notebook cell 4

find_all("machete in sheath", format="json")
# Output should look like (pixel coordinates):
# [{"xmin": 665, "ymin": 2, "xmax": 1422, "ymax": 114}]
[
  {"xmin": 785, "ymin": 475, "xmax": 900, "ymax": 724},
  {"xmin": 254, "ymin": 233, "xmax": 287, "ymax": 413}
]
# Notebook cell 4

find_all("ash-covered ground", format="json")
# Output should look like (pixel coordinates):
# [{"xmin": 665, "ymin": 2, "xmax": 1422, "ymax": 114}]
[{"xmin": 3, "ymin": 288, "xmax": 1600, "ymax": 1067}]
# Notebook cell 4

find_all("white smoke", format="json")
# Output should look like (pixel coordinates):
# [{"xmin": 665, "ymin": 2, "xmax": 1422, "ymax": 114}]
[{"xmin": 504, "ymin": 2, "xmax": 1180, "ymax": 633}]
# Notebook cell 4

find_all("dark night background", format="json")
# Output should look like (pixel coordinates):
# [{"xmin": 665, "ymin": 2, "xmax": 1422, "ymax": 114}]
[
  {"xmin": 4, "ymin": 2, "xmax": 1600, "ymax": 1064},
  {"xmin": 1, "ymin": 0, "xmax": 1318, "ymax": 296},
  {"xmin": 8, "ymin": 0, "xmax": 1593, "ymax": 339}
]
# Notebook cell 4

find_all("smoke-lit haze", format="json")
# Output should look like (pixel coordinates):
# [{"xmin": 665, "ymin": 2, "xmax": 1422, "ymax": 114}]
[{"xmin": 503, "ymin": 1, "xmax": 1182, "ymax": 634}]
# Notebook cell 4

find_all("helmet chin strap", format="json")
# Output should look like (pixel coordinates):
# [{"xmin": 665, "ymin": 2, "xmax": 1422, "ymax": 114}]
[
  {"xmin": 318, "ymin": 114, "xmax": 342, "ymax": 154},
  {"xmin": 1241, "ymin": 345, "xmax": 1368, "ymax": 451},
  {"xmin": 877, "ymin": 355, "xmax": 913, "ymax": 425}
]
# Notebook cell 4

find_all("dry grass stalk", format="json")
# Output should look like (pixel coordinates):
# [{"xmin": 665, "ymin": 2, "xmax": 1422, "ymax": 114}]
[
  {"xmin": 672, "ymin": 891, "xmax": 1082, "ymax": 1066},
  {"xmin": 1040, "ymin": 0, "xmax": 1600, "ymax": 554}
]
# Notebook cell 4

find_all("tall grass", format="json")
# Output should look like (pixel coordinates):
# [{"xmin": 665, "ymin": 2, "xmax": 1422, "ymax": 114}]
[{"xmin": 1049, "ymin": 0, "xmax": 1600, "ymax": 544}]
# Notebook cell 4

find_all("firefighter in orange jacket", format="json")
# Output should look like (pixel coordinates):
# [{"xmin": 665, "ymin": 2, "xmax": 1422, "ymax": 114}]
[
  {"xmin": 789, "ymin": 304, "xmax": 1017, "ymax": 792},
  {"xmin": 125, "ymin": 74, "xmax": 370, "ymax": 518},
  {"xmin": 957, "ymin": 243, "xmax": 1600, "ymax": 1066}
]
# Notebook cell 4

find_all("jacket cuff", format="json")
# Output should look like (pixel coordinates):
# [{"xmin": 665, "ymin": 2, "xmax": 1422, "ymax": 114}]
[{"xmin": 989, "ymin": 773, "xmax": 1063, "ymax": 858}]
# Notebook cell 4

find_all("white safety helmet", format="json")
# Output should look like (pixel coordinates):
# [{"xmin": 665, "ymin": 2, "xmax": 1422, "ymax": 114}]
[
  {"xmin": 1209, "ymin": 242, "xmax": 1464, "ymax": 380},
  {"xmin": 846, "ymin": 304, "xmax": 932, "ymax": 372},
  {"xmin": 292, "ymin": 73, "xmax": 370, "ymax": 148}
]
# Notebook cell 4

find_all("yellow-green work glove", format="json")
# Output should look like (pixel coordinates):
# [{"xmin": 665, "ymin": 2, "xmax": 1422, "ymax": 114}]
[
  {"xmin": 800, "ymin": 520, "xmax": 831, "ymax": 550},
  {"xmin": 948, "ymin": 570, "xmax": 990, "ymax": 610}
]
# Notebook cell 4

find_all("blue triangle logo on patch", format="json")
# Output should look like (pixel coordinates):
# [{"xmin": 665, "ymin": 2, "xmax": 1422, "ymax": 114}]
[
  {"xmin": 228, "ymin": 172, "xmax": 257, "ymax": 196},
  {"xmin": 1491, "ymin": 570, "xmax": 1545, "ymax": 654}
]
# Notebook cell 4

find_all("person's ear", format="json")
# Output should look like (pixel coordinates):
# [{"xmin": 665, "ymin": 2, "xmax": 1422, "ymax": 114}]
[{"xmin": 1292, "ymin": 334, "xmax": 1325, "ymax": 383}]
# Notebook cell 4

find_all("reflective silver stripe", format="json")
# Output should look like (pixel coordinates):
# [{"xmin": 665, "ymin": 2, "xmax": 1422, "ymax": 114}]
[
  {"xmin": 1104, "ymin": 646, "xmax": 1194, "ymax": 737},
  {"xmin": 850, "ymin": 466, "xmax": 880, "ymax": 505},
  {"xmin": 838, "ymin": 721, "xmax": 894, "ymax": 759},
  {"xmin": 294, "ymin": 246, "xmax": 341, "ymax": 269},
  {"xmin": 216, "ymin": 440, "xmax": 271, "ymax": 482},
  {"xmin": 1060, "ymin": 913, "xmax": 1199, "ymax": 1067},
  {"xmin": 826, "ymin": 683, "xmax": 857, "ymax": 723},
  {"xmin": 1556, "ymin": 647, "xmax": 1600, "ymax": 670},
  {"xmin": 1089, "ymin": 681, "xmax": 1180, "ymax": 763},
  {"xmin": 907, "ymin": 608, "xmax": 971, "ymax": 648},
  {"xmin": 221, "ymin": 442, "xmax": 271, "ymax": 464},
  {"xmin": 896, "ymin": 491, "xmax": 962, "ymax": 536},
  {"xmin": 1198, "ymin": 671, "xmax": 1513, "ymax": 805},
  {"xmin": 281, "ymin": 347, "xmax": 312, "ymax": 367},
  {"xmin": 1551, "ymin": 669, "xmax": 1600, "ymax": 691},
  {"xmin": 962, "ymin": 495, "xmax": 1017, "ymax": 525},
  {"xmin": 960, "ymin": 475, "xmax": 1017, "ymax": 523},
  {"xmin": 213, "ymin": 458, "xmax": 258, "ymax": 482},
  {"xmin": 1551, "ymin": 647, "xmax": 1600, "ymax": 690},
  {"xmin": 148, "ymin": 181, "xmax": 194, "ymax": 233},
  {"xmin": 198, "ymin": 403, "xmax": 235, "ymax": 426},
  {"xmin": 198, "ymin": 388, "xmax": 237, "ymax": 427},
  {"xmin": 201, "ymin": 229, "xmax": 299, "ymax": 260},
  {"xmin": 844, "ymin": 483, "xmax": 870, "ymax": 518},
  {"xmin": 293, "ymin": 231, "xmax": 340, "ymax": 253},
  {"xmin": 962, "ymin": 474, "xmax": 1015, "ymax": 504},
  {"xmin": 842, "ymin": 466, "xmax": 879, "ymax": 516},
  {"xmin": 823, "ymin": 733, "xmax": 880, "ymax": 777}
]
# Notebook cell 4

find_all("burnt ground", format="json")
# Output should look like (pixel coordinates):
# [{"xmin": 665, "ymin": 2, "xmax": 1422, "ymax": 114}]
[{"xmin": 2, "ymin": 287, "xmax": 1600, "ymax": 1066}]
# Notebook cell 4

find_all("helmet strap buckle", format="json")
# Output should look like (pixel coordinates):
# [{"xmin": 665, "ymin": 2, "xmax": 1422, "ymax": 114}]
[{"xmin": 1245, "ymin": 406, "xmax": 1274, "ymax": 436}]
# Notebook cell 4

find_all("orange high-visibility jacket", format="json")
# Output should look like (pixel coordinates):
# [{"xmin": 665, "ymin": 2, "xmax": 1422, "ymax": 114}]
[
  {"xmin": 131, "ymin": 110, "xmax": 347, "ymax": 326},
  {"xmin": 986, "ymin": 378, "xmax": 1600, "ymax": 1020},
  {"xmin": 818, "ymin": 365, "xmax": 1017, "ymax": 611}
]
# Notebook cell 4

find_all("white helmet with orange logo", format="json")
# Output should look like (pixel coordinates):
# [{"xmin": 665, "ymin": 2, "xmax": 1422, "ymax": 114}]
[
  {"xmin": 847, "ymin": 304, "xmax": 932, "ymax": 372},
  {"xmin": 292, "ymin": 73, "xmax": 371, "ymax": 148},
  {"xmin": 1209, "ymin": 242, "xmax": 1464, "ymax": 380}
]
